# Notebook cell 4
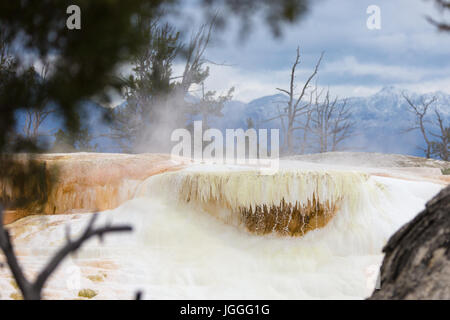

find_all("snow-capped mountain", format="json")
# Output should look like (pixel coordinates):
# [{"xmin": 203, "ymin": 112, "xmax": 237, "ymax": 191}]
[
  {"xmin": 208, "ymin": 86, "xmax": 450, "ymax": 157},
  {"xmin": 15, "ymin": 86, "xmax": 448, "ymax": 157}
]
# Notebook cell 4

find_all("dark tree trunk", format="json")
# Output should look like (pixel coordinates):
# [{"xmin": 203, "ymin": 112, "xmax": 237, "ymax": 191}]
[{"xmin": 369, "ymin": 185, "xmax": 450, "ymax": 300}]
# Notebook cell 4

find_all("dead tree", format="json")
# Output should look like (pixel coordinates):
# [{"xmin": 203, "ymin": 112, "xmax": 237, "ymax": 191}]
[
  {"xmin": 296, "ymin": 91, "xmax": 314, "ymax": 154},
  {"xmin": 178, "ymin": 18, "xmax": 215, "ymax": 94},
  {"xmin": 264, "ymin": 46, "xmax": 324, "ymax": 155},
  {"xmin": 0, "ymin": 207, "xmax": 132, "ymax": 300},
  {"xmin": 180, "ymin": 16, "xmax": 235, "ymax": 135},
  {"xmin": 330, "ymin": 98, "xmax": 354, "ymax": 151},
  {"xmin": 23, "ymin": 62, "xmax": 55, "ymax": 139},
  {"xmin": 23, "ymin": 109, "xmax": 55, "ymax": 139},
  {"xmin": 311, "ymin": 88, "xmax": 333, "ymax": 152},
  {"xmin": 110, "ymin": 17, "xmax": 223, "ymax": 153},
  {"xmin": 309, "ymin": 87, "xmax": 354, "ymax": 153},
  {"xmin": 430, "ymin": 109, "xmax": 449, "ymax": 161},
  {"xmin": 402, "ymin": 93, "xmax": 436, "ymax": 158}
]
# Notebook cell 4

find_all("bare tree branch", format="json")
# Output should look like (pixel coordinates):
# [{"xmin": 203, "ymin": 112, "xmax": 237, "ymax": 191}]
[
  {"xmin": 276, "ymin": 87, "xmax": 290, "ymax": 95},
  {"xmin": 308, "ymin": 86, "xmax": 355, "ymax": 152},
  {"xmin": 429, "ymin": 109, "xmax": 449, "ymax": 161},
  {"xmin": 402, "ymin": 92, "xmax": 436, "ymax": 158},
  {"xmin": 265, "ymin": 46, "xmax": 324, "ymax": 155},
  {"xmin": 0, "ymin": 207, "xmax": 132, "ymax": 300}
]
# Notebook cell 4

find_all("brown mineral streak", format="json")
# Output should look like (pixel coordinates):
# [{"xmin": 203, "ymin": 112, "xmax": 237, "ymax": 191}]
[
  {"xmin": 1, "ymin": 153, "xmax": 187, "ymax": 225},
  {"xmin": 239, "ymin": 195, "xmax": 339, "ymax": 236}
]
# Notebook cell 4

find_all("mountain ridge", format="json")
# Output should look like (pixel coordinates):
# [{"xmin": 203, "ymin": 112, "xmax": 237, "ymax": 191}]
[{"xmin": 206, "ymin": 86, "xmax": 449, "ymax": 157}]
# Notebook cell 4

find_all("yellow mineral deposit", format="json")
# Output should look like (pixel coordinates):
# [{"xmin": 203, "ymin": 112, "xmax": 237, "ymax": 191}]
[
  {"xmin": 136, "ymin": 169, "xmax": 378, "ymax": 236},
  {"xmin": 0, "ymin": 153, "xmax": 447, "ymax": 299},
  {"xmin": 0, "ymin": 153, "xmax": 188, "ymax": 224}
]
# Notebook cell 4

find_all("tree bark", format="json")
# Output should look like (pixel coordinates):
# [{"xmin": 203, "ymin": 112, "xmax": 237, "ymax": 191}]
[{"xmin": 369, "ymin": 185, "xmax": 450, "ymax": 299}]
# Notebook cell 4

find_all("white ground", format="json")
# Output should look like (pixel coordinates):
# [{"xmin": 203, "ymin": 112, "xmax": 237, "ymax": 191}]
[{"xmin": 0, "ymin": 158, "xmax": 446, "ymax": 300}]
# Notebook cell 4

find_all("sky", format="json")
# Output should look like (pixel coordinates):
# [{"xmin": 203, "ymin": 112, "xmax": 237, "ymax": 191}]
[{"xmin": 173, "ymin": 0, "xmax": 450, "ymax": 102}]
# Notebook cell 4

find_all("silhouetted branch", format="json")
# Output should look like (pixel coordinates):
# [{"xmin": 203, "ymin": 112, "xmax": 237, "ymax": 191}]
[
  {"xmin": 0, "ymin": 207, "xmax": 132, "ymax": 300},
  {"xmin": 426, "ymin": 0, "xmax": 450, "ymax": 32},
  {"xmin": 268, "ymin": 46, "xmax": 324, "ymax": 154}
]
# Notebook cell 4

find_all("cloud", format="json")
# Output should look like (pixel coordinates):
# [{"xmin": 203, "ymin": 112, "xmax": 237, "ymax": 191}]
[
  {"xmin": 121, "ymin": 0, "xmax": 450, "ymax": 103},
  {"xmin": 322, "ymin": 56, "xmax": 450, "ymax": 83},
  {"xmin": 174, "ymin": 63, "xmax": 290, "ymax": 102},
  {"xmin": 189, "ymin": 0, "xmax": 450, "ymax": 101},
  {"xmin": 190, "ymin": 54, "xmax": 450, "ymax": 102}
]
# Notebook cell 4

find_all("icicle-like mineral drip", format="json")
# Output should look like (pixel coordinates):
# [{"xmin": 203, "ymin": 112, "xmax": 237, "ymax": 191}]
[{"xmin": 136, "ymin": 169, "xmax": 380, "ymax": 236}]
